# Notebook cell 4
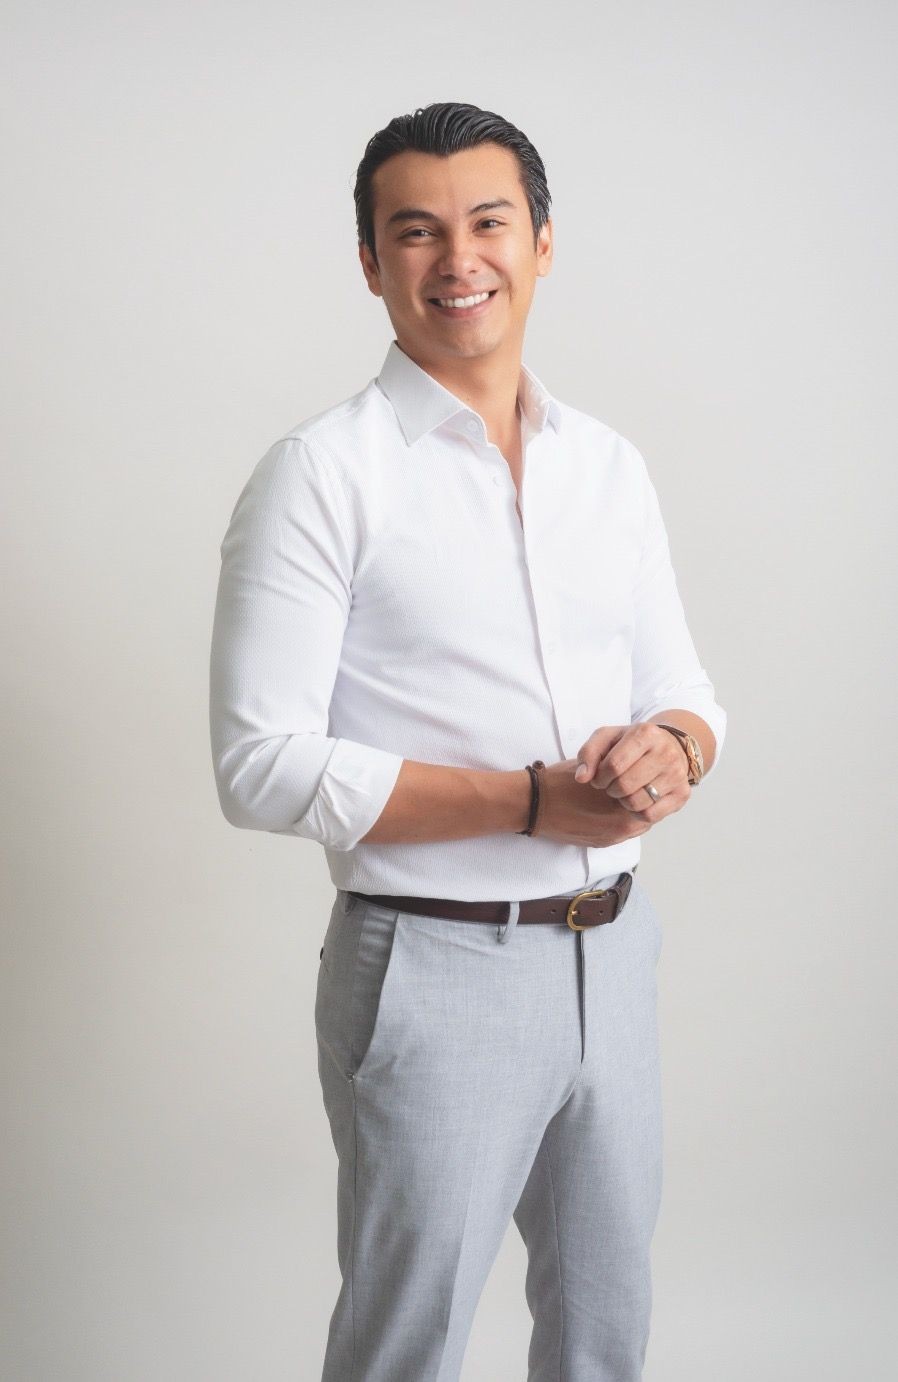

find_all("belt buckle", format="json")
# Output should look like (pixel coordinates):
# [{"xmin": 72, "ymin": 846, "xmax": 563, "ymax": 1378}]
[{"xmin": 566, "ymin": 887, "xmax": 608, "ymax": 931}]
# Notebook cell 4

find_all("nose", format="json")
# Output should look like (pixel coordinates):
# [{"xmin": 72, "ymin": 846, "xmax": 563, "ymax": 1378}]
[{"xmin": 435, "ymin": 230, "xmax": 483, "ymax": 282}]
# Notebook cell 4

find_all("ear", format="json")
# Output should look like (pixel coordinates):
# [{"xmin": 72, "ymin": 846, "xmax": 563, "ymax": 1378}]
[
  {"xmin": 359, "ymin": 242, "xmax": 384, "ymax": 298},
  {"xmin": 535, "ymin": 217, "xmax": 553, "ymax": 278}
]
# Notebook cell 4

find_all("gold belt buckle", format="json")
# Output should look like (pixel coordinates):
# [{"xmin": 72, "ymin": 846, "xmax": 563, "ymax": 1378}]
[{"xmin": 566, "ymin": 887, "xmax": 608, "ymax": 931}]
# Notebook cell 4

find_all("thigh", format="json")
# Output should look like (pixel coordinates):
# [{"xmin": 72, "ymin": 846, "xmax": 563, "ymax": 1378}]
[
  {"xmin": 516, "ymin": 878, "xmax": 664, "ymax": 1263},
  {"xmin": 511, "ymin": 881, "xmax": 664, "ymax": 1377},
  {"xmin": 318, "ymin": 891, "xmax": 585, "ymax": 1092},
  {"xmin": 577, "ymin": 874, "xmax": 663, "ymax": 1163},
  {"xmin": 314, "ymin": 893, "xmax": 586, "ymax": 1380}
]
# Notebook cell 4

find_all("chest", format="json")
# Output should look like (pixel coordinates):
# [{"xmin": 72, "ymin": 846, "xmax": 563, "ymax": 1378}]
[
  {"xmin": 344, "ymin": 438, "xmax": 642, "ymax": 665},
  {"xmin": 504, "ymin": 448, "xmax": 524, "ymax": 526}
]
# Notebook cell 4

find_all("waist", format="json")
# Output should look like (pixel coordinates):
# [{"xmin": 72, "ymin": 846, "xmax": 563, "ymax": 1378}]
[{"xmin": 348, "ymin": 869, "xmax": 637, "ymax": 931}]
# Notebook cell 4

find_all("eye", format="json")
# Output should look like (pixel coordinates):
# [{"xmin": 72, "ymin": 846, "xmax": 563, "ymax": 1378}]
[
  {"xmin": 401, "ymin": 228, "xmax": 433, "ymax": 238},
  {"xmin": 479, "ymin": 219, "xmax": 503, "ymax": 228}
]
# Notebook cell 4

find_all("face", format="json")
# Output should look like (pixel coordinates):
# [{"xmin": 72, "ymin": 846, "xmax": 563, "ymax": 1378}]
[{"xmin": 359, "ymin": 143, "xmax": 552, "ymax": 368}]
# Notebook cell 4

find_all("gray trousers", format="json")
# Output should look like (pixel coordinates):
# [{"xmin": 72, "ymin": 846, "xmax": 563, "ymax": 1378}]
[{"xmin": 314, "ymin": 873, "xmax": 663, "ymax": 1381}]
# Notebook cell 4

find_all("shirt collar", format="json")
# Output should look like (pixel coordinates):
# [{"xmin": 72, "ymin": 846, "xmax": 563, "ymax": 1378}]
[{"xmin": 375, "ymin": 338, "xmax": 563, "ymax": 447}]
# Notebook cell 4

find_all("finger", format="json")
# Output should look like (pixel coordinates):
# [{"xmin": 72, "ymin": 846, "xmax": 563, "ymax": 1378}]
[
  {"xmin": 622, "ymin": 779, "xmax": 692, "ymax": 822},
  {"xmin": 574, "ymin": 726, "xmax": 626, "ymax": 783},
  {"xmin": 592, "ymin": 723, "xmax": 657, "ymax": 791},
  {"xmin": 601, "ymin": 742, "xmax": 669, "ymax": 799},
  {"xmin": 617, "ymin": 766, "xmax": 689, "ymax": 812}
]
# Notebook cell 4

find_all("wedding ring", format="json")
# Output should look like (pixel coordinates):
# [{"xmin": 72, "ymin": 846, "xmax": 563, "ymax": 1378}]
[{"xmin": 644, "ymin": 783, "xmax": 661, "ymax": 804}]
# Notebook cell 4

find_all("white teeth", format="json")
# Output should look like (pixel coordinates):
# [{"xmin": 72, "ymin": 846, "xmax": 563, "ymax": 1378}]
[{"xmin": 435, "ymin": 291, "xmax": 492, "ymax": 308}]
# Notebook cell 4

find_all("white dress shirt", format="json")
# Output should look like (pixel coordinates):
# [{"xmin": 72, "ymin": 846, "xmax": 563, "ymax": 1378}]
[{"xmin": 209, "ymin": 339, "xmax": 726, "ymax": 900}]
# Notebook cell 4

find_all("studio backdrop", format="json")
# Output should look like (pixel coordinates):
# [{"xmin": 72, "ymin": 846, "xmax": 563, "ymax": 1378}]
[{"xmin": 2, "ymin": 3, "xmax": 895, "ymax": 1379}]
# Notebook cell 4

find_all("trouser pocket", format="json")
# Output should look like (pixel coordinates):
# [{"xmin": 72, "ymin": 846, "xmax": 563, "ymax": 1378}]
[
  {"xmin": 348, "ymin": 903, "xmax": 404, "ymax": 1080},
  {"xmin": 315, "ymin": 895, "xmax": 404, "ymax": 1082}
]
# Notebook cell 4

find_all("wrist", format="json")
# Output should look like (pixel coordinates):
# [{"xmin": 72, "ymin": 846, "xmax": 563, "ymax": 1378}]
[
  {"xmin": 511, "ymin": 768, "xmax": 534, "ymax": 833},
  {"xmin": 465, "ymin": 767, "xmax": 534, "ymax": 836},
  {"xmin": 655, "ymin": 722, "xmax": 704, "ymax": 785},
  {"xmin": 517, "ymin": 760, "xmax": 547, "ymax": 837}
]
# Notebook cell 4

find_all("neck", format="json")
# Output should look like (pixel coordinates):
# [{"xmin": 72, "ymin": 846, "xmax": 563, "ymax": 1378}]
[{"xmin": 395, "ymin": 336, "xmax": 523, "ymax": 442}]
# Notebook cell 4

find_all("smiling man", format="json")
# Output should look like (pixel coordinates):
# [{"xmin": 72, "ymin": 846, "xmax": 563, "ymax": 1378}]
[{"xmin": 210, "ymin": 102, "xmax": 726, "ymax": 1381}]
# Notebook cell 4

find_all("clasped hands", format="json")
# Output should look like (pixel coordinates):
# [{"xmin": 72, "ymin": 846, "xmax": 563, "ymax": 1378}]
[{"xmin": 532, "ymin": 722, "xmax": 693, "ymax": 848}]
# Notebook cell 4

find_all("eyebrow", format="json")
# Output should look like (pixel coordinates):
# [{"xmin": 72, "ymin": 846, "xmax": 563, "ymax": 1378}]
[{"xmin": 385, "ymin": 198, "xmax": 517, "ymax": 228}]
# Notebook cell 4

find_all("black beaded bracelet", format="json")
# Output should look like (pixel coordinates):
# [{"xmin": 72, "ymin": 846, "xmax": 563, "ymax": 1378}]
[{"xmin": 517, "ymin": 760, "xmax": 546, "ymax": 836}]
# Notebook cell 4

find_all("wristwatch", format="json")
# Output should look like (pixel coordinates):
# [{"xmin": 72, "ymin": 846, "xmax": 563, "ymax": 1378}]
[{"xmin": 657, "ymin": 724, "xmax": 704, "ymax": 785}]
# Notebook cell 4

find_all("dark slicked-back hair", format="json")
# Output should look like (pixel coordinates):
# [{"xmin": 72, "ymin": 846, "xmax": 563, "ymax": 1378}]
[{"xmin": 354, "ymin": 102, "xmax": 551, "ymax": 265}]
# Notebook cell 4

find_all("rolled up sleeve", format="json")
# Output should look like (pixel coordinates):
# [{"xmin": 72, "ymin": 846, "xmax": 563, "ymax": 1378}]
[
  {"xmin": 628, "ymin": 449, "xmax": 727, "ymax": 778},
  {"xmin": 209, "ymin": 437, "xmax": 404, "ymax": 847}
]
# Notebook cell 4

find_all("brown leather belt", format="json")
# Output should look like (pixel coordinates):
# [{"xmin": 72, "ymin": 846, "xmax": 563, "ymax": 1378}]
[{"xmin": 349, "ymin": 869, "xmax": 636, "ymax": 932}]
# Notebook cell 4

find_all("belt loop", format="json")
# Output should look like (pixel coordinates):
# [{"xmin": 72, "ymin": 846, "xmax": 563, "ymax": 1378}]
[{"xmin": 497, "ymin": 899, "xmax": 520, "ymax": 944}]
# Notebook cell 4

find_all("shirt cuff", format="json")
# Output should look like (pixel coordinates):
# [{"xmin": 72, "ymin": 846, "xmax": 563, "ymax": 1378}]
[{"xmin": 289, "ymin": 737, "xmax": 405, "ymax": 850}]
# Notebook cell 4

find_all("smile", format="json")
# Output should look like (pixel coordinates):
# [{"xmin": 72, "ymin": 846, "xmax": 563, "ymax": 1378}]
[{"xmin": 427, "ymin": 290, "xmax": 498, "ymax": 318}]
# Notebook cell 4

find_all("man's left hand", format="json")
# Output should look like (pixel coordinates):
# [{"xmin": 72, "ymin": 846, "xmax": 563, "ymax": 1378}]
[{"xmin": 573, "ymin": 723, "xmax": 691, "ymax": 822}]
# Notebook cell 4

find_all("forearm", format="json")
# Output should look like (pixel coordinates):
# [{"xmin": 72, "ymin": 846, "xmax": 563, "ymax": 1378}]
[
  {"xmin": 359, "ymin": 759, "xmax": 533, "ymax": 845},
  {"xmin": 645, "ymin": 709, "xmax": 717, "ymax": 775}
]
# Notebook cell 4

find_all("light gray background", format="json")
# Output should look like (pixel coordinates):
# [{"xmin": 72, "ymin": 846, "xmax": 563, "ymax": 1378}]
[{"xmin": 3, "ymin": 2, "xmax": 896, "ymax": 1379}]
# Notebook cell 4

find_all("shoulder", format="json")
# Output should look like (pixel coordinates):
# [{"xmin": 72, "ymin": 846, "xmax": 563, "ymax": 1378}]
[
  {"xmin": 552, "ymin": 397, "xmax": 650, "ymax": 479},
  {"xmin": 237, "ymin": 380, "xmax": 388, "ymax": 504},
  {"xmin": 278, "ymin": 379, "xmax": 390, "ymax": 464}
]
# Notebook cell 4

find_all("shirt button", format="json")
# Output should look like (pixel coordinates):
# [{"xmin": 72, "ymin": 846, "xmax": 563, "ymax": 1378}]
[
  {"xmin": 492, "ymin": 474, "xmax": 501, "ymax": 486},
  {"xmin": 466, "ymin": 420, "xmax": 479, "ymax": 436},
  {"xmin": 545, "ymin": 638, "xmax": 557, "ymax": 652}
]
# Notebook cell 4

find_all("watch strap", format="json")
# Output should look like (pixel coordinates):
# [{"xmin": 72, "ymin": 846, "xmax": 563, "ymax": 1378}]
[{"xmin": 657, "ymin": 724, "xmax": 703, "ymax": 785}]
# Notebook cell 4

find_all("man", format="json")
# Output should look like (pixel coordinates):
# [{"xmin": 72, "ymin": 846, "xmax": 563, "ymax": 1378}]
[{"xmin": 209, "ymin": 102, "xmax": 725, "ymax": 1382}]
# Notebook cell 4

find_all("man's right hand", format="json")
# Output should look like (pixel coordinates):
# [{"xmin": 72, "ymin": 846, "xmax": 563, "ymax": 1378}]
[{"xmin": 531, "ymin": 758, "xmax": 653, "ymax": 847}]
